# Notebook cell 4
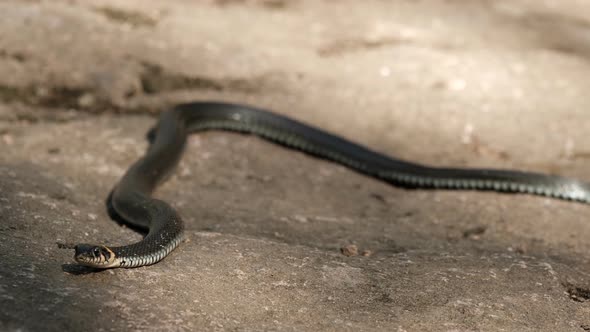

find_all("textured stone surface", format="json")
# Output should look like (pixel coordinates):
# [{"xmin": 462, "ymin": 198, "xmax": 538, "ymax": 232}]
[{"xmin": 1, "ymin": 0, "xmax": 590, "ymax": 331}]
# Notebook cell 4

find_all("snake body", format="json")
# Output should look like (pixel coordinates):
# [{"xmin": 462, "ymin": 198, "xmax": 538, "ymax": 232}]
[{"xmin": 70, "ymin": 102, "xmax": 590, "ymax": 268}]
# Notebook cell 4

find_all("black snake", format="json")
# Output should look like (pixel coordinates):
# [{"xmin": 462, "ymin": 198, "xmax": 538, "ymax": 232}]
[{"xmin": 62, "ymin": 102, "xmax": 590, "ymax": 268}]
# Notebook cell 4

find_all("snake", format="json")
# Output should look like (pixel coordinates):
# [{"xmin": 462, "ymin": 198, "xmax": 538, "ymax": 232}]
[{"xmin": 61, "ymin": 102, "xmax": 590, "ymax": 268}]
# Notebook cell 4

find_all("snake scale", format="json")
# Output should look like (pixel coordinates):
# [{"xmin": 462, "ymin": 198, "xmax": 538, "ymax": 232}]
[{"xmin": 64, "ymin": 102, "xmax": 590, "ymax": 268}]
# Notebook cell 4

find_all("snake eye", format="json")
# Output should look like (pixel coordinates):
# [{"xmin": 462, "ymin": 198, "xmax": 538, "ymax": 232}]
[{"xmin": 92, "ymin": 247, "xmax": 101, "ymax": 257}]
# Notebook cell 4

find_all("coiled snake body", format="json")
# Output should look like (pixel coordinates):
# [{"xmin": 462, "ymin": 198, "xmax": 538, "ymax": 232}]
[{"xmin": 67, "ymin": 102, "xmax": 590, "ymax": 268}]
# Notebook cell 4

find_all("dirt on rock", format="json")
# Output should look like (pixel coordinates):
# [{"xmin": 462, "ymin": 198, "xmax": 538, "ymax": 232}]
[{"xmin": 1, "ymin": 1, "xmax": 590, "ymax": 331}]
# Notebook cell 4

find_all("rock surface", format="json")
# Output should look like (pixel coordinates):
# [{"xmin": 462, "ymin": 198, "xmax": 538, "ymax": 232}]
[{"xmin": 1, "ymin": 0, "xmax": 590, "ymax": 331}]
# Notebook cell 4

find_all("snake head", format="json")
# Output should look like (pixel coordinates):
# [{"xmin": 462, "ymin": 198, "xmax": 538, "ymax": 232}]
[{"xmin": 73, "ymin": 244, "xmax": 120, "ymax": 268}]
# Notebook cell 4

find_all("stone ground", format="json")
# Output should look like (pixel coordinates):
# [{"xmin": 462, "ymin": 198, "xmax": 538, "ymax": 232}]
[{"xmin": 1, "ymin": 0, "xmax": 590, "ymax": 331}]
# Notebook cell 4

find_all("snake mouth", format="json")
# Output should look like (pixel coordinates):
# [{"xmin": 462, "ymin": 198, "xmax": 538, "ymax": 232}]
[{"xmin": 73, "ymin": 244, "xmax": 121, "ymax": 268}]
